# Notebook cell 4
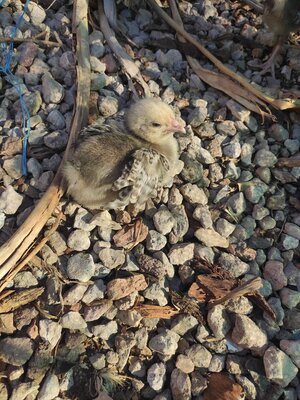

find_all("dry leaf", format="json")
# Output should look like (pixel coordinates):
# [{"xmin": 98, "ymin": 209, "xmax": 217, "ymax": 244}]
[
  {"xmin": 106, "ymin": 274, "xmax": 148, "ymax": 300},
  {"xmin": 0, "ymin": 287, "xmax": 44, "ymax": 313},
  {"xmin": 203, "ymin": 373, "xmax": 243, "ymax": 400},
  {"xmin": 133, "ymin": 304, "xmax": 179, "ymax": 319},
  {"xmin": 188, "ymin": 282, "xmax": 207, "ymax": 303},
  {"xmin": 113, "ymin": 219, "xmax": 148, "ymax": 250},
  {"xmin": 196, "ymin": 275, "xmax": 236, "ymax": 300}
]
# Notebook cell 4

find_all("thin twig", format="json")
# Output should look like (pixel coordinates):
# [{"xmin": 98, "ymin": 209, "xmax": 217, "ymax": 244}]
[
  {"xmin": 0, "ymin": 37, "xmax": 61, "ymax": 47},
  {"xmin": 0, "ymin": 212, "xmax": 63, "ymax": 293},
  {"xmin": 276, "ymin": 157, "xmax": 300, "ymax": 168},
  {"xmin": 0, "ymin": 0, "xmax": 90, "ymax": 282},
  {"xmin": 98, "ymin": 0, "xmax": 150, "ymax": 97}
]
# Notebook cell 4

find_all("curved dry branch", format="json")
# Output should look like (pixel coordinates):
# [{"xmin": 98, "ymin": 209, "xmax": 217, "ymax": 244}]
[
  {"xmin": 98, "ymin": 0, "xmax": 151, "ymax": 98},
  {"xmin": 147, "ymin": 0, "xmax": 300, "ymax": 112},
  {"xmin": 0, "ymin": 0, "xmax": 91, "ymax": 285}
]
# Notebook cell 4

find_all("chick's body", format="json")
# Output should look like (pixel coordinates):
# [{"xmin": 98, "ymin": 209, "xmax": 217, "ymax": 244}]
[{"xmin": 63, "ymin": 98, "xmax": 185, "ymax": 210}]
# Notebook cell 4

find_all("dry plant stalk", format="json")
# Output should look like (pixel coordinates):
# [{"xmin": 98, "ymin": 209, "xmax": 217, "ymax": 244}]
[
  {"xmin": 276, "ymin": 157, "xmax": 300, "ymax": 168},
  {"xmin": 207, "ymin": 277, "xmax": 262, "ymax": 308},
  {"xmin": 0, "ymin": 287, "xmax": 44, "ymax": 313},
  {"xmin": 147, "ymin": 0, "xmax": 300, "ymax": 113},
  {"xmin": 0, "ymin": 37, "xmax": 61, "ymax": 47},
  {"xmin": 0, "ymin": 212, "xmax": 63, "ymax": 294},
  {"xmin": 0, "ymin": 0, "xmax": 91, "ymax": 284},
  {"xmin": 98, "ymin": 0, "xmax": 151, "ymax": 98}
]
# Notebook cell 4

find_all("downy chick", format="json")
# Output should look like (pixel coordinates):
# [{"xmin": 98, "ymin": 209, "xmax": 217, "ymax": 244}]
[{"xmin": 63, "ymin": 98, "xmax": 185, "ymax": 210}]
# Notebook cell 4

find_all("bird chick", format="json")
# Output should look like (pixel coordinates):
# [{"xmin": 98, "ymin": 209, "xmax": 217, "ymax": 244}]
[
  {"xmin": 63, "ymin": 98, "xmax": 185, "ymax": 211},
  {"xmin": 261, "ymin": 0, "xmax": 300, "ymax": 74}
]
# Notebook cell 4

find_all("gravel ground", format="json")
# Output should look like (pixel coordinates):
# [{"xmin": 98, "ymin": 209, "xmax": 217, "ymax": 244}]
[{"xmin": 0, "ymin": 1, "xmax": 300, "ymax": 400}]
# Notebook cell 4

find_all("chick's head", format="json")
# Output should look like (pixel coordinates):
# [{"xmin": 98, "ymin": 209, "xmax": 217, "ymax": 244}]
[{"xmin": 125, "ymin": 98, "xmax": 185, "ymax": 144}]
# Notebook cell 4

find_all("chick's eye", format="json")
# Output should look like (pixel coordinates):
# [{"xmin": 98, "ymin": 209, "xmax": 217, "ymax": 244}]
[{"xmin": 151, "ymin": 122, "xmax": 161, "ymax": 127}]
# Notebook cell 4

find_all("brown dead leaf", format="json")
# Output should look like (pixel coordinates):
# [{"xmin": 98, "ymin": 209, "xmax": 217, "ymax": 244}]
[
  {"xmin": 0, "ymin": 137, "xmax": 22, "ymax": 156},
  {"xmin": 133, "ymin": 304, "xmax": 179, "ymax": 319},
  {"xmin": 203, "ymin": 373, "xmax": 243, "ymax": 400},
  {"xmin": 196, "ymin": 275, "xmax": 236, "ymax": 300},
  {"xmin": 113, "ymin": 219, "xmax": 148, "ymax": 250},
  {"xmin": 106, "ymin": 274, "xmax": 148, "ymax": 300},
  {"xmin": 0, "ymin": 287, "xmax": 44, "ymax": 313},
  {"xmin": 188, "ymin": 282, "xmax": 207, "ymax": 303}
]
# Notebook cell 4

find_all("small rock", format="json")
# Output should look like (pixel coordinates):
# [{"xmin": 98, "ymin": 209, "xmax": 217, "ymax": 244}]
[
  {"xmin": 60, "ymin": 312, "xmax": 87, "ymax": 331},
  {"xmin": 91, "ymin": 321, "xmax": 118, "ymax": 340},
  {"xmin": 0, "ymin": 185, "xmax": 23, "ymax": 214},
  {"xmin": 98, "ymin": 96, "xmax": 118, "ymax": 117},
  {"xmin": 0, "ymin": 337, "xmax": 33, "ymax": 366},
  {"xmin": 263, "ymin": 261, "xmax": 287, "ymax": 290},
  {"xmin": 194, "ymin": 228, "xmax": 229, "ymax": 248},
  {"xmin": 98, "ymin": 248, "xmax": 125, "ymax": 269},
  {"xmin": 180, "ymin": 183, "xmax": 208, "ymax": 205},
  {"xmin": 37, "ymin": 373, "xmax": 59, "ymax": 400},
  {"xmin": 176, "ymin": 355, "xmax": 194, "ymax": 374},
  {"xmin": 168, "ymin": 243, "xmax": 194, "ymax": 265},
  {"xmin": 280, "ymin": 340, "xmax": 300, "ymax": 368},
  {"xmin": 153, "ymin": 206, "xmax": 175, "ymax": 235},
  {"xmin": 218, "ymin": 253, "xmax": 249, "ymax": 277},
  {"xmin": 263, "ymin": 346, "xmax": 298, "ymax": 387},
  {"xmin": 3, "ymin": 155, "xmax": 22, "ymax": 179},
  {"xmin": 67, "ymin": 253, "xmax": 95, "ymax": 282},
  {"xmin": 67, "ymin": 229, "xmax": 91, "ymax": 251},
  {"xmin": 42, "ymin": 73, "xmax": 64, "ymax": 104},
  {"xmin": 147, "ymin": 363, "xmax": 166, "ymax": 392},
  {"xmin": 207, "ymin": 305, "xmax": 231, "ymax": 338},
  {"xmin": 171, "ymin": 369, "xmax": 191, "ymax": 400},
  {"xmin": 39, "ymin": 320, "xmax": 62, "ymax": 350},
  {"xmin": 254, "ymin": 149, "xmax": 277, "ymax": 167},
  {"xmin": 149, "ymin": 330, "xmax": 180, "ymax": 356},
  {"xmin": 193, "ymin": 205, "xmax": 213, "ymax": 229},
  {"xmin": 231, "ymin": 314, "xmax": 268, "ymax": 354},
  {"xmin": 186, "ymin": 344, "xmax": 212, "ymax": 368}
]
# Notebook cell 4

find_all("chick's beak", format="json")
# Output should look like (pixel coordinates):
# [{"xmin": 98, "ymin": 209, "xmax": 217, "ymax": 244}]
[{"xmin": 169, "ymin": 118, "xmax": 186, "ymax": 134}]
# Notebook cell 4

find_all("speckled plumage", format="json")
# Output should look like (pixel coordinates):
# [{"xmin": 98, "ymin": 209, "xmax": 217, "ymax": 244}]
[{"xmin": 63, "ymin": 98, "xmax": 185, "ymax": 210}]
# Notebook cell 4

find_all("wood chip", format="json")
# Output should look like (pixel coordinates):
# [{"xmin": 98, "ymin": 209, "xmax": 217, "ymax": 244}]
[
  {"xmin": 203, "ymin": 373, "xmax": 243, "ymax": 400},
  {"xmin": 133, "ymin": 304, "xmax": 179, "ymax": 319},
  {"xmin": 106, "ymin": 274, "xmax": 148, "ymax": 300},
  {"xmin": 0, "ymin": 287, "xmax": 44, "ymax": 313},
  {"xmin": 196, "ymin": 275, "xmax": 236, "ymax": 300},
  {"xmin": 113, "ymin": 219, "xmax": 148, "ymax": 250}
]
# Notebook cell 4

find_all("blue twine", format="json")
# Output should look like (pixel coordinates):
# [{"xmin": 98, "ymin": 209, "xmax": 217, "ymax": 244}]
[{"xmin": 0, "ymin": 0, "xmax": 31, "ymax": 176}]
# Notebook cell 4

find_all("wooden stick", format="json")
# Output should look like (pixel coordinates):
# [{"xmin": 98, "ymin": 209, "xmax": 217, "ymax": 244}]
[
  {"xmin": 0, "ymin": 212, "xmax": 63, "ymax": 293},
  {"xmin": 276, "ymin": 157, "xmax": 300, "ymax": 168},
  {"xmin": 147, "ymin": 0, "xmax": 300, "ymax": 111},
  {"xmin": 0, "ymin": 37, "xmax": 61, "ymax": 47},
  {"xmin": 0, "ymin": 0, "xmax": 90, "ymax": 282},
  {"xmin": 98, "ymin": 0, "xmax": 150, "ymax": 98},
  {"xmin": 207, "ymin": 277, "xmax": 262, "ymax": 308}
]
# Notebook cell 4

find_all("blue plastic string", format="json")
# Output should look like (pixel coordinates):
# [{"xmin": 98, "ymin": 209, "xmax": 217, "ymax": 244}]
[{"xmin": 0, "ymin": 0, "xmax": 31, "ymax": 176}]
